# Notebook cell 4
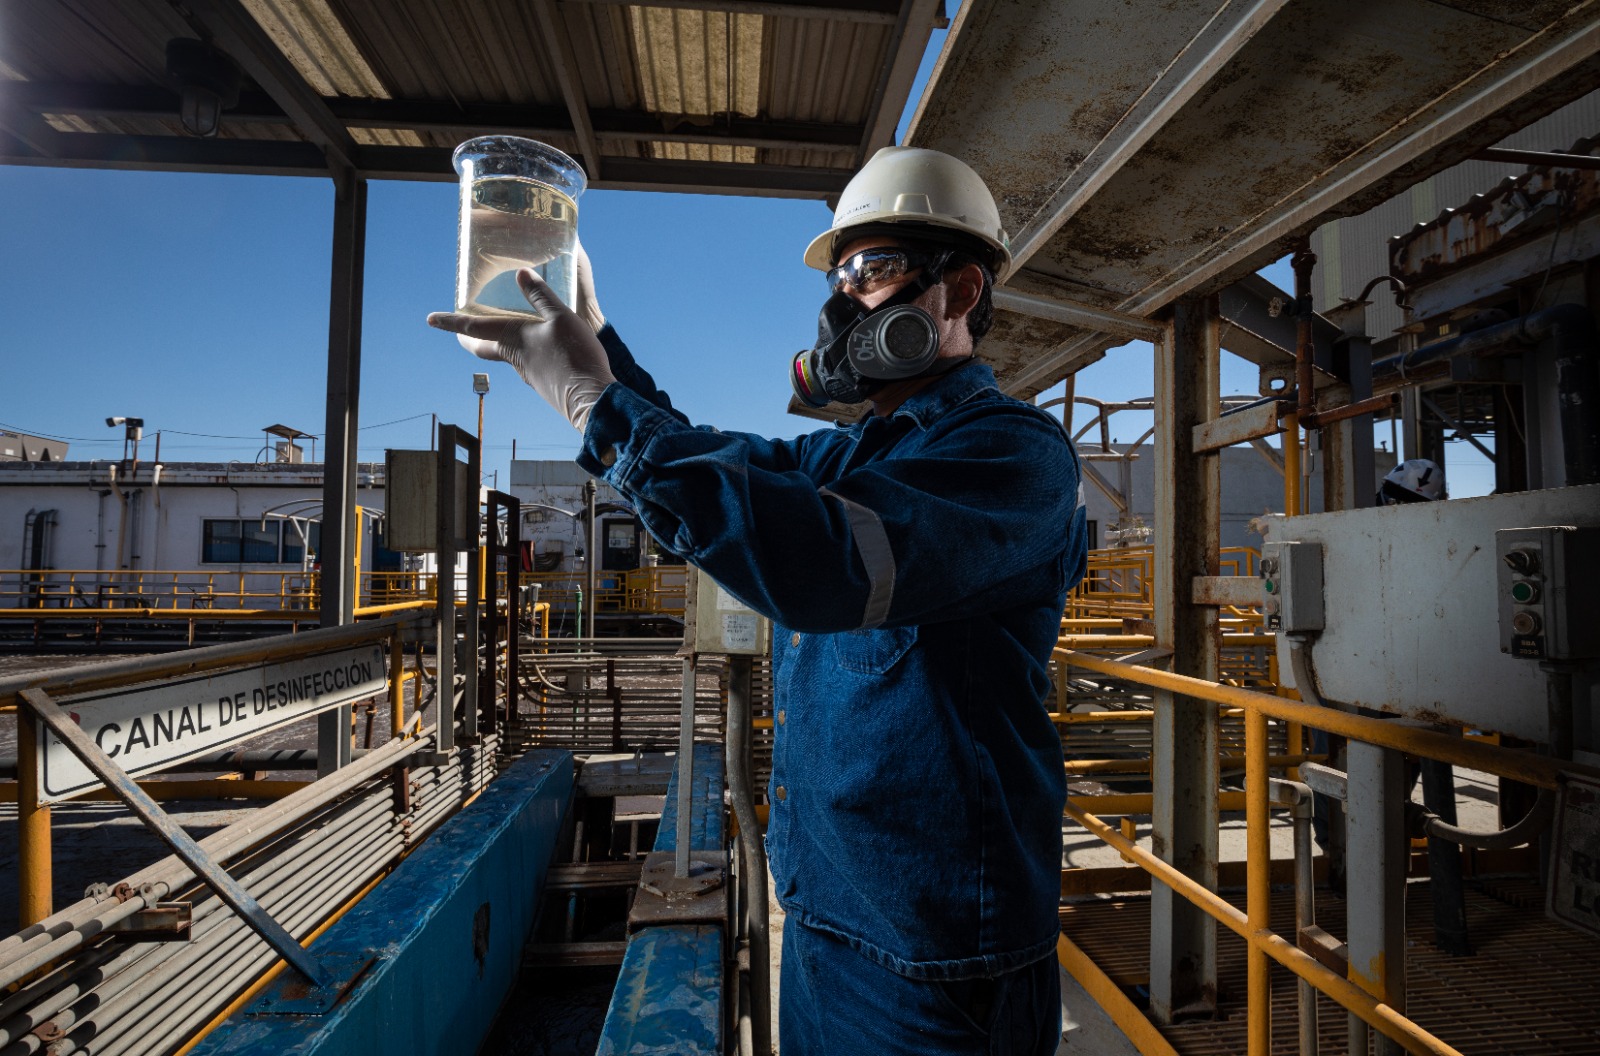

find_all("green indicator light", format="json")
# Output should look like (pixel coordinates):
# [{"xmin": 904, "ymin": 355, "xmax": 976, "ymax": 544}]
[
  {"xmin": 1511, "ymin": 581, "xmax": 1537, "ymax": 604},
  {"xmin": 1263, "ymin": 579, "xmax": 1277, "ymax": 594}
]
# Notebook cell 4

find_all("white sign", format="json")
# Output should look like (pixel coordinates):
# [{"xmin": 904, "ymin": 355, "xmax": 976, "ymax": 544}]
[
  {"xmin": 1550, "ymin": 772, "xmax": 1600, "ymax": 939},
  {"xmin": 692, "ymin": 576, "xmax": 768, "ymax": 656},
  {"xmin": 38, "ymin": 645, "xmax": 387, "ymax": 804}
]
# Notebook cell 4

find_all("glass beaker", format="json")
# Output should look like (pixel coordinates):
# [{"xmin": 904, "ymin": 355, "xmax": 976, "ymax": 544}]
[{"xmin": 452, "ymin": 137, "xmax": 586, "ymax": 316}]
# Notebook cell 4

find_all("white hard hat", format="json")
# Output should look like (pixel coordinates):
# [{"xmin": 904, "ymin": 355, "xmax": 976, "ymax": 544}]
[
  {"xmin": 804, "ymin": 146, "xmax": 1012, "ymax": 279},
  {"xmin": 1379, "ymin": 459, "xmax": 1446, "ymax": 504}
]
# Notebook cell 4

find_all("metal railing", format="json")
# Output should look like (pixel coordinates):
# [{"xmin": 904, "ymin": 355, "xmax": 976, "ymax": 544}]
[
  {"xmin": 1066, "ymin": 546, "xmax": 1262, "ymax": 623},
  {"xmin": 0, "ymin": 611, "xmax": 513, "ymax": 1055},
  {"xmin": 1053, "ymin": 645, "xmax": 1599, "ymax": 1056},
  {"xmin": 0, "ymin": 565, "xmax": 689, "ymax": 625}
]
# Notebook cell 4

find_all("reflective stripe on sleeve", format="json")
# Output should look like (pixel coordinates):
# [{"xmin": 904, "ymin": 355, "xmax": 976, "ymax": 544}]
[{"xmin": 820, "ymin": 487, "xmax": 896, "ymax": 628}]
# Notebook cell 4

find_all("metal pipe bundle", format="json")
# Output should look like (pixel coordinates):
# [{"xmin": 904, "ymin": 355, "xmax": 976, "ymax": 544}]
[{"xmin": 0, "ymin": 734, "xmax": 500, "ymax": 1056}]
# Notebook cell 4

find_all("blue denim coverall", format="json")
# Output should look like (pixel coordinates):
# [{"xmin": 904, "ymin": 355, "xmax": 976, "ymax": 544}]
[{"xmin": 577, "ymin": 326, "xmax": 1089, "ymax": 1053}]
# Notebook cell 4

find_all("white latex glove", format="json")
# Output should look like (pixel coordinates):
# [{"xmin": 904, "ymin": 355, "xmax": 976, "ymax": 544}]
[
  {"xmin": 573, "ymin": 239, "xmax": 605, "ymax": 334},
  {"xmin": 428, "ymin": 269, "xmax": 616, "ymax": 432}
]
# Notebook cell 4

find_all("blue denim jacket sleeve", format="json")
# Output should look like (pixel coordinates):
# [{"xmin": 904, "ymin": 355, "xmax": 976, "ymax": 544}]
[
  {"xmin": 596, "ymin": 323, "xmax": 690, "ymax": 424},
  {"xmin": 576, "ymin": 330, "xmax": 1083, "ymax": 634}
]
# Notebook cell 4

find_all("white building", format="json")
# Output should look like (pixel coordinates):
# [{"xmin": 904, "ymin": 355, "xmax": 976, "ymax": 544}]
[
  {"xmin": 1077, "ymin": 443, "xmax": 1396, "ymax": 553},
  {"xmin": 508, "ymin": 460, "xmax": 655, "ymax": 576},
  {"xmin": 0, "ymin": 460, "xmax": 386, "ymax": 609}
]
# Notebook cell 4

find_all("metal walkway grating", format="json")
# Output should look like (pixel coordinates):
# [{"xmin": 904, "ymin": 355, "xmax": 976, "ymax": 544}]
[{"xmin": 1061, "ymin": 878, "xmax": 1600, "ymax": 1055}]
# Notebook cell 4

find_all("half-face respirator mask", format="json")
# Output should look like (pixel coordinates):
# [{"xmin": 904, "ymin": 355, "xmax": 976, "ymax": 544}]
[{"xmin": 790, "ymin": 248, "xmax": 948, "ymax": 408}]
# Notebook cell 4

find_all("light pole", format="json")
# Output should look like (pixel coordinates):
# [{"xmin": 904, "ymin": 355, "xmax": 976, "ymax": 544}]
[{"xmin": 473, "ymin": 372, "xmax": 490, "ymax": 445}]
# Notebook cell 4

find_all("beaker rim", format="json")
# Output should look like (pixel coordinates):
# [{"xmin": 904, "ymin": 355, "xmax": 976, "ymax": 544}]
[{"xmin": 452, "ymin": 136, "xmax": 587, "ymax": 198}]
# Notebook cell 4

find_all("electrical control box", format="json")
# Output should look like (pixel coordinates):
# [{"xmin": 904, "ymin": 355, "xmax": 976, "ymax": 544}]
[
  {"xmin": 1261, "ymin": 540, "xmax": 1324, "ymax": 633},
  {"xmin": 1496, "ymin": 525, "xmax": 1600, "ymax": 661}
]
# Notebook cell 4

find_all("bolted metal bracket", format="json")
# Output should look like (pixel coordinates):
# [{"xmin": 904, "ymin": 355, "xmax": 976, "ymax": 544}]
[
  {"xmin": 250, "ymin": 952, "xmax": 376, "ymax": 1016},
  {"xmin": 628, "ymin": 851, "xmax": 728, "ymax": 932},
  {"xmin": 106, "ymin": 902, "xmax": 192, "ymax": 942}
]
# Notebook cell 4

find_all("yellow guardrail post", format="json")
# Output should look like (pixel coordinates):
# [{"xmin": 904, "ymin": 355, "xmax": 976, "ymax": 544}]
[
  {"xmin": 1246, "ymin": 707, "xmax": 1271, "ymax": 1056},
  {"xmin": 1055, "ymin": 645, "xmax": 1600, "ymax": 1056},
  {"xmin": 17, "ymin": 705, "xmax": 52, "ymax": 926},
  {"xmin": 1283, "ymin": 411, "xmax": 1301, "ymax": 516},
  {"xmin": 389, "ymin": 632, "xmax": 405, "ymax": 740},
  {"xmin": 1066, "ymin": 799, "xmax": 1467, "ymax": 1056}
]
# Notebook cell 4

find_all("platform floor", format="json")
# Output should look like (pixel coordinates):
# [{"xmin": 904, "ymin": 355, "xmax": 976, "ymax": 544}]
[{"xmin": 1061, "ymin": 878, "xmax": 1600, "ymax": 1055}]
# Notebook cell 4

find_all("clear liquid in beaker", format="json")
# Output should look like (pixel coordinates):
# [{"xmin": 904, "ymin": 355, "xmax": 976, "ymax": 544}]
[{"xmin": 457, "ymin": 176, "xmax": 578, "ymax": 315}]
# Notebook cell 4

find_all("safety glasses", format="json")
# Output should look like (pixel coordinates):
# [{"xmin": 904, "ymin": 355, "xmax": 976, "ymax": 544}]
[{"xmin": 826, "ymin": 248, "xmax": 938, "ymax": 294}]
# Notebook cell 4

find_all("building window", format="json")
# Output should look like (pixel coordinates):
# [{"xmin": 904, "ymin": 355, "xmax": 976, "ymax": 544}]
[{"xmin": 201, "ymin": 519, "xmax": 305, "ymax": 564}]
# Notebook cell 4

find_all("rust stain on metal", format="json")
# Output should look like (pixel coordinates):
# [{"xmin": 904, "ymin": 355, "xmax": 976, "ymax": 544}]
[{"xmin": 1392, "ymin": 138, "xmax": 1600, "ymax": 282}]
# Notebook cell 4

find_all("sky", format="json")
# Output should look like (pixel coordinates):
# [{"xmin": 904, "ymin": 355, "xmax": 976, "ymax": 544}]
[{"xmin": 0, "ymin": 10, "xmax": 1492, "ymax": 498}]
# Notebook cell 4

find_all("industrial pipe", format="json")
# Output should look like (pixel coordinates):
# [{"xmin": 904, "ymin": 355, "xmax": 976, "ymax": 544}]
[
  {"xmin": 1293, "ymin": 246, "xmax": 1318, "ymax": 427},
  {"xmin": 1269, "ymin": 777, "xmax": 1319, "ymax": 1056},
  {"xmin": 1372, "ymin": 302, "xmax": 1600, "ymax": 485},
  {"xmin": 0, "ymin": 734, "xmax": 425, "ymax": 989},
  {"xmin": 1411, "ymin": 663, "xmax": 1572, "ymax": 851},
  {"xmin": 1294, "ymin": 637, "xmax": 1563, "ymax": 852},
  {"xmin": 725, "ymin": 657, "xmax": 771, "ymax": 1055}
]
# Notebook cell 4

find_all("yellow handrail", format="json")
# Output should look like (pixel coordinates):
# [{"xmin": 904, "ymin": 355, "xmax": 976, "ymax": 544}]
[{"xmin": 1057, "ymin": 645, "xmax": 1599, "ymax": 1056}]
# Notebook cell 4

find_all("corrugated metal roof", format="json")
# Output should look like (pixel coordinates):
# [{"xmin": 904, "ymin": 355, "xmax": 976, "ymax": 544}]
[{"xmin": 0, "ymin": 0, "xmax": 940, "ymax": 195}]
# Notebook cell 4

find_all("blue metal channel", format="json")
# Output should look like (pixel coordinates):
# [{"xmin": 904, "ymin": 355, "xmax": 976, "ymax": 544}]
[
  {"xmin": 192, "ymin": 748, "xmax": 574, "ymax": 1056},
  {"xmin": 656, "ymin": 742, "xmax": 726, "ymax": 852},
  {"xmin": 596, "ymin": 741, "xmax": 726, "ymax": 1055}
]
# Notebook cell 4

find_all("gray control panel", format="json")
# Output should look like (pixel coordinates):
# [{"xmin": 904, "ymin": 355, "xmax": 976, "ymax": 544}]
[
  {"xmin": 1261, "ymin": 540, "xmax": 1324, "ymax": 633},
  {"xmin": 1496, "ymin": 525, "xmax": 1600, "ymax": 661}
]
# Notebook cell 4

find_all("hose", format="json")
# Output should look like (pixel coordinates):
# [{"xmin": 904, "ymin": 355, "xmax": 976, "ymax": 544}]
[{"xmin": 1290, "ymin": 635, "xmax": 1570, "ymax": 851}]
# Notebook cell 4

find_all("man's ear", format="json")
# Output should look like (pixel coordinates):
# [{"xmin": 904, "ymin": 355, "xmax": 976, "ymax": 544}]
[{"xmin": 944, "ymin": 263, "xmax": 984, "ymax": 321}]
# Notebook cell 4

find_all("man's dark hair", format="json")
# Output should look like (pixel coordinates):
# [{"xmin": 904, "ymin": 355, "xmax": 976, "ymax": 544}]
[{"xmin": 925, "ymin": 248, "xmax": 995, "ymax": 345}]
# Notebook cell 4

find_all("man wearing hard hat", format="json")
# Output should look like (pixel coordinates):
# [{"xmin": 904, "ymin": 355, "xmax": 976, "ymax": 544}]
[{"xmin": 432, "ymin": 147, "xmax": 1089, "ymax": 1055}]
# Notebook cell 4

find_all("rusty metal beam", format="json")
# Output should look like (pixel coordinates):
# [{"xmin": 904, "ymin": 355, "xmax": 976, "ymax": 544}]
[
  {"xmin": 1191, "ymin": 576, "xmax": 1261, "ymax": 608},
  {"xmin": 855, "ymin": 0, "xmax": 944, "ymax": 165},
  {"xmin": 1149, "ymin": 295, "xmax": 1221, "ymax": 1022},
  {"xmin": 1002, "ymin": 10, "xmax": 1600, "ymax": 397},
  {"xmin": 1472, "ymin": 146, "xmax": 1600, "ymax": 169},
  {"xmin": 182, "ymin": 0, "xmax": 359, "ymax": 181},
  {"xmin": 993, "ymin": 288, "xmax": 1164, "ymax": 341},
  {"xmin": 1007, "ymin": 0, "xmax": 1292, "ymax": 272},
  {"xmin": 532, "ymin": 0, "xmax": 604, "ymax": 180},
  {"xmin": 1191, "ymin": 397, "xmax": 1282, "ymax": 453},
  {"xmin": 565, "ymin": 0, "xmax": 904, "ymax": 24},
  {"xmin": 0, "ymin": 81, "xmax": 865, "ymax": 152},
  {"xmin": 0, "ymin": 132, "xmax": 852, "ymax": 195}
]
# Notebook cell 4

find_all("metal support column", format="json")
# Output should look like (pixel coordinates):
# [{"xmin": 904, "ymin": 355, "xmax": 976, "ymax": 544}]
[
  {"xmin": 726, "ymin": 655, "xmax": 771, "ymax": 1054},
  {"xmin": 316, "ymin": 172, "xmax": 367, "ymax": 777},
  {"xmin": 1344, "ymin": 738, "xmax": 1407, "ymax": 1056},
  {"xmin": 583, "ymin": 479, "xmax": 598, "ymax": 640},
  {"xmin": 462, "ymin": 440, "xmax": 482, "ymax": 744},
  {"xmin": 1323, "ymin": 335, "xmax": 1376, "ymax": 512},
  {"xmin": 1150, "ymin": 295, "xmax": 1222, "ymax": 1021},
  {"xmin": 485, "ymin": 491, "xmax": 521, "ymax": 733},
  {"xmin": 434, "ymin": 426, "xmax": 477, "ymax": 754}
]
